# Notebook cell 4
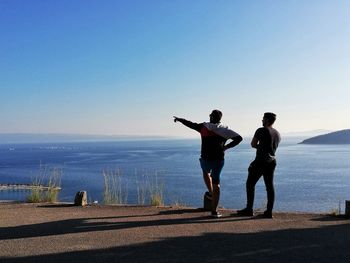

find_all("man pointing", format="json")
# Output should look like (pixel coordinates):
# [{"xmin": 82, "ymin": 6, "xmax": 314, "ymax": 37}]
[{"xmin": 174, "ymin": 110, "xmax": 242, "ymax": 218}]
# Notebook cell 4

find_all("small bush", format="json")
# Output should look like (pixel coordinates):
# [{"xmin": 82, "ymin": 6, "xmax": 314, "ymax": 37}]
[
  {"xmin": 27, "ymin": 165, "xmax": 62, "ymax": 203},
  {"xmin": 149, "ymin": 172, "xmax": 164, "ymax": 206},
  {"xmin": 43, "ymin": 168, "xmax": 62, "ymax": 202},
  {"xmin": 27, "ymin": 187, "xmax": 42, "ymax": 203},
  {"xmin": 135, "ymin": 170, "xmax": 165, "ymax": 206},
  {"xmin": 150, "ymin": 193, "xmax": 163, "ymax": 206}
]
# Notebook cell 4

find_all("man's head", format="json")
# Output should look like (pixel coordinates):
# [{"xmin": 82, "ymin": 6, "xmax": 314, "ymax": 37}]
[
  {"xmin": 210, "ymin": 110, "xmax": 222, "ymax": 124},
  {"xmin": 262, "ymin": 112, "xmax": 277, "ymax": 127}
]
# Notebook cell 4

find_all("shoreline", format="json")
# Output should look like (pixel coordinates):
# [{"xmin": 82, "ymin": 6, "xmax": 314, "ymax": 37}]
[
  {"xmin": 0, "ymin": 199, "xmax": 344, "ymax": 215},
  {"xmin": 0, "ymin": 199, "xmax": 346, "ymax": 215},
  {"xmin": 0, "ymin": 184, "xmax": 61, "ymax": 191}
]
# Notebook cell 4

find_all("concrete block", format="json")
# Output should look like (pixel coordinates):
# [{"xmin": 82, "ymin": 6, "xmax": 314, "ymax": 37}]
[{"xmin": 345, "ymin": 200, "xmax": 350, "ymax": 217}]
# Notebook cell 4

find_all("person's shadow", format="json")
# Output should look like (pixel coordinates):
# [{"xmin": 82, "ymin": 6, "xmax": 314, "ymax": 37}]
[
  {"xmin": 1, "ymin": 205, "xmax": 349, "ymax": 263},
  {"xmin": 2, "ymin": 216, "xmax": 350, "ymax": 263}
]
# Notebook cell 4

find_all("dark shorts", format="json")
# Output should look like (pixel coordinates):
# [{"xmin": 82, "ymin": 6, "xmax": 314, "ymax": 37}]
[{"xmin": 199, "ymin": 158, "xmax": 225, "ymax": 185}]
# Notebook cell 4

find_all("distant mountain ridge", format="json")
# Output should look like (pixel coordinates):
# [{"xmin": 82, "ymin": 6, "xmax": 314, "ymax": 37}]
[
  {"xmin": 300, "ymin": 129, "xmax": 350, "ymax": 144},
  {"xmin": 0, "ymin": 133, "xmax": 170, "ymax": 144}
]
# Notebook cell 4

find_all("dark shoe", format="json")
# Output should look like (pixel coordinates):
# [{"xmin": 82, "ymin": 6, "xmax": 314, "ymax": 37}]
[
  {"xmin": 205, "ymin": 191, "xmax": 213, "ymax": 200},
  {"xmin": 211, "ymin": 211, "xmax": 222, "ymax": 218},
  {"xmin": 237, "ymin": 208, "xmax": 254, "ymax": 216},
  {"xmin": 263, "ymin": 210, "xmax": 273, "ymax": 219}
]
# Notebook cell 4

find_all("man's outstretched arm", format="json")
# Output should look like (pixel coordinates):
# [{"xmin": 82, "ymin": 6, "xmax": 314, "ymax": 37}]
[
  {"xmin": 224, "ymin": 135, "xmax": 243, "ymax": 151},
  {"xmin": 173, "ymin": 116, "xmax": 201, "ymax": 132}
]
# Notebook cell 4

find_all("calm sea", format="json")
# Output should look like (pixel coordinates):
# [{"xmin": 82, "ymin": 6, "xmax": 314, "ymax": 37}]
[{"xmin": 1, "ymin": 138, "xmax": 350, "ymax": 213}]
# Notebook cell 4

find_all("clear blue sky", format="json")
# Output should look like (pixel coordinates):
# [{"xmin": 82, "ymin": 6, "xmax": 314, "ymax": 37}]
[{"xmin": 1, "ymin": 0, "xmax": 349, "ymax": 137}]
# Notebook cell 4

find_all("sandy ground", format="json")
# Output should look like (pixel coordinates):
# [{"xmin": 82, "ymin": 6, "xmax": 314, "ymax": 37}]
[{"xmin": 0, "ymin": 202, "xmax": 350, "ymax": 263}]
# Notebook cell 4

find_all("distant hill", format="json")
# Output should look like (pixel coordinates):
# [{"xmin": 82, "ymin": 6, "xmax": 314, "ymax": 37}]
[
  {"xmin": 283, "ymin": 129, "xmax": 332, "ymax": 137},
  {"xmin": 300, "ymin": 129, "xmax": 350, "ymax": 144}
]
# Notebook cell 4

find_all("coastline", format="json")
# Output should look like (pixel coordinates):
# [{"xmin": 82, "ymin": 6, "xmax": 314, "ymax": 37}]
[
  {"xmin": 1, "ymin": 139, "xmax": 350, "ymax": 213},
  {"xmin": 1, "ymin": 202, "xmax": 349, "ymax": 262},
  {"xmin": 0, "ymin": 184, "xmax": 61, "ymax": 191}
]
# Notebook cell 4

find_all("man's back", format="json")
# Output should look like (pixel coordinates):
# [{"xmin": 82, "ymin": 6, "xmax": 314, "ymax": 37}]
[
  {"xmin": 199, "ymin": 125, "xmax": 227, "ymax": 160},
  {"xmin": 254, "ymin": 127, "xmax": 281, "ymax": 162},
  {"xmin": 173, "ymin": 118, "xmax": 240, "ymax": 161}
]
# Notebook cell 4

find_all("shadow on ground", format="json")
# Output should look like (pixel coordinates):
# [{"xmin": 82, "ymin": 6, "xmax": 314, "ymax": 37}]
[
  {"xmin": 0, "ymin": 211, "xmax": 251, "ymax": 240},
  {"xmin": 1, "ymin": 212, "xmax": 350, "ymax": 263}
]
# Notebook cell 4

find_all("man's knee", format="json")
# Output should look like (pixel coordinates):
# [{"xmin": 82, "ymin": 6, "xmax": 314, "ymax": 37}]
[
  {"xmin": 203, "ymin": 171, "xmax": 210, "ymax": 177},
  {"xmin": 265, "ymin": 184, "xmax": 274, "ymax": 193},
  {"xmin": 264, "ymin": 176, "xmax": 274, "ymax": 190},
  {"xmin": 246, "ymin": 180, "xmax": 254, "ymax": 190},
  {"xmin": 213, "ymin": 183, "xmax": 220, "ymax": 190}
]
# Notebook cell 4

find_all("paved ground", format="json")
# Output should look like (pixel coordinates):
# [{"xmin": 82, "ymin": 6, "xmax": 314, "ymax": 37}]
[{"xmin": 0, "ymin": 202, "xmax": 350, "ymax": 263}]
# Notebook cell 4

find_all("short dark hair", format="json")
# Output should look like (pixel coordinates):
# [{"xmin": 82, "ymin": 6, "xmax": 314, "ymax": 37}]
[
  {"xmin": 210, "ymin": 109, "xmax": 222, "ymax": 122},
  {"xmin": 263, "ymin": 112, "xmax": 276, "ymax": 125}
]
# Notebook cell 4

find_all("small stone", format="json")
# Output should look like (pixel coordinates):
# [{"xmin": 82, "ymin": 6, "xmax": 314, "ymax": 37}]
[{"xmin": 74, "ymin": 191, "xmax": 87, "ymax": 206}]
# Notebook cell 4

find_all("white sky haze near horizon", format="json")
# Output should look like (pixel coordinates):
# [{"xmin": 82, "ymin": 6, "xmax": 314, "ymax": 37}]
[{"xmin": 1, "ymin": 0, "xmax": 349, "ymax": 138}]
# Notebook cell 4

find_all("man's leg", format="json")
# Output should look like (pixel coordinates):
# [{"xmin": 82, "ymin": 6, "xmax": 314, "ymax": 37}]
[
  {"xmin": 246, "ymin": 161, "xmax": 263, "ymax": 210},
  {"xmin": 210, "ymin": 160, "xmax": 224, "ymax": 217},
  {"xmin": 202, "ymin": 171, "xmax": 213, "ymax": 194},
  {"xmin": 212, "ymin": 183, "xmax": 220, "ymax": 213},
  {"xmin": 200, "ymin": 159, "xmax": 213, "ymax": 194},
  {"xmin": 263, "ymin": 161, "xmax": 276, "ymax": 213}
]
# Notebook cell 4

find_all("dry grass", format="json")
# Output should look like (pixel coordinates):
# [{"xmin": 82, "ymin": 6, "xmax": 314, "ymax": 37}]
[
  {"xmin": 102, "ymin": 169, "xmax": 128, "ymax": 204},
  {"xmin": 27, "ymin": 165, "xmax": 62, "ymax": 203}
]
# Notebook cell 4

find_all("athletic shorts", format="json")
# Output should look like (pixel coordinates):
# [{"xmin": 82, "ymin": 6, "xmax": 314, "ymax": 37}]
[{"xmin": 199, "ymin": 158, "xmax": 225, "ymax": 185}]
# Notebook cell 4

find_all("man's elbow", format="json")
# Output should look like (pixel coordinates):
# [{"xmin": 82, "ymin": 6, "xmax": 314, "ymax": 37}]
[
  {"xmin": 234, "ymin": 135, "xmax": 243, "ymax": 144},
  {"xmin": 251, "ymin": 142, "xmax": 257, "ymax": 148}
]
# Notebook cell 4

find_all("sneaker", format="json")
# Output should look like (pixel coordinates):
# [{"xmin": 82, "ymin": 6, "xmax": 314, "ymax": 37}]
[
  {"xmin": 237, "ymin": 208, "xmax": 254, "ymax": 216},
  {"xmin": 211, "ymin": 211, "xmax": 222, "ymax": 218},
  {"xmin": 205, "ymin": 191, "xmax": 213, "ymax": 200},
  {"xmin": 263, "ymin": 210, "xmax": 273, "ymax": 219}
]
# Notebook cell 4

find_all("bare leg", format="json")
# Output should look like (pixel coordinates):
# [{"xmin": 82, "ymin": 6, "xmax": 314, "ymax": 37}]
[
  {"xmin": 212, "ymin": 183, "xmax": 220, "ymax": 212},
  {"xmin": 203, "ymin": 171, "xmax": 213, "ymax": 193}
]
